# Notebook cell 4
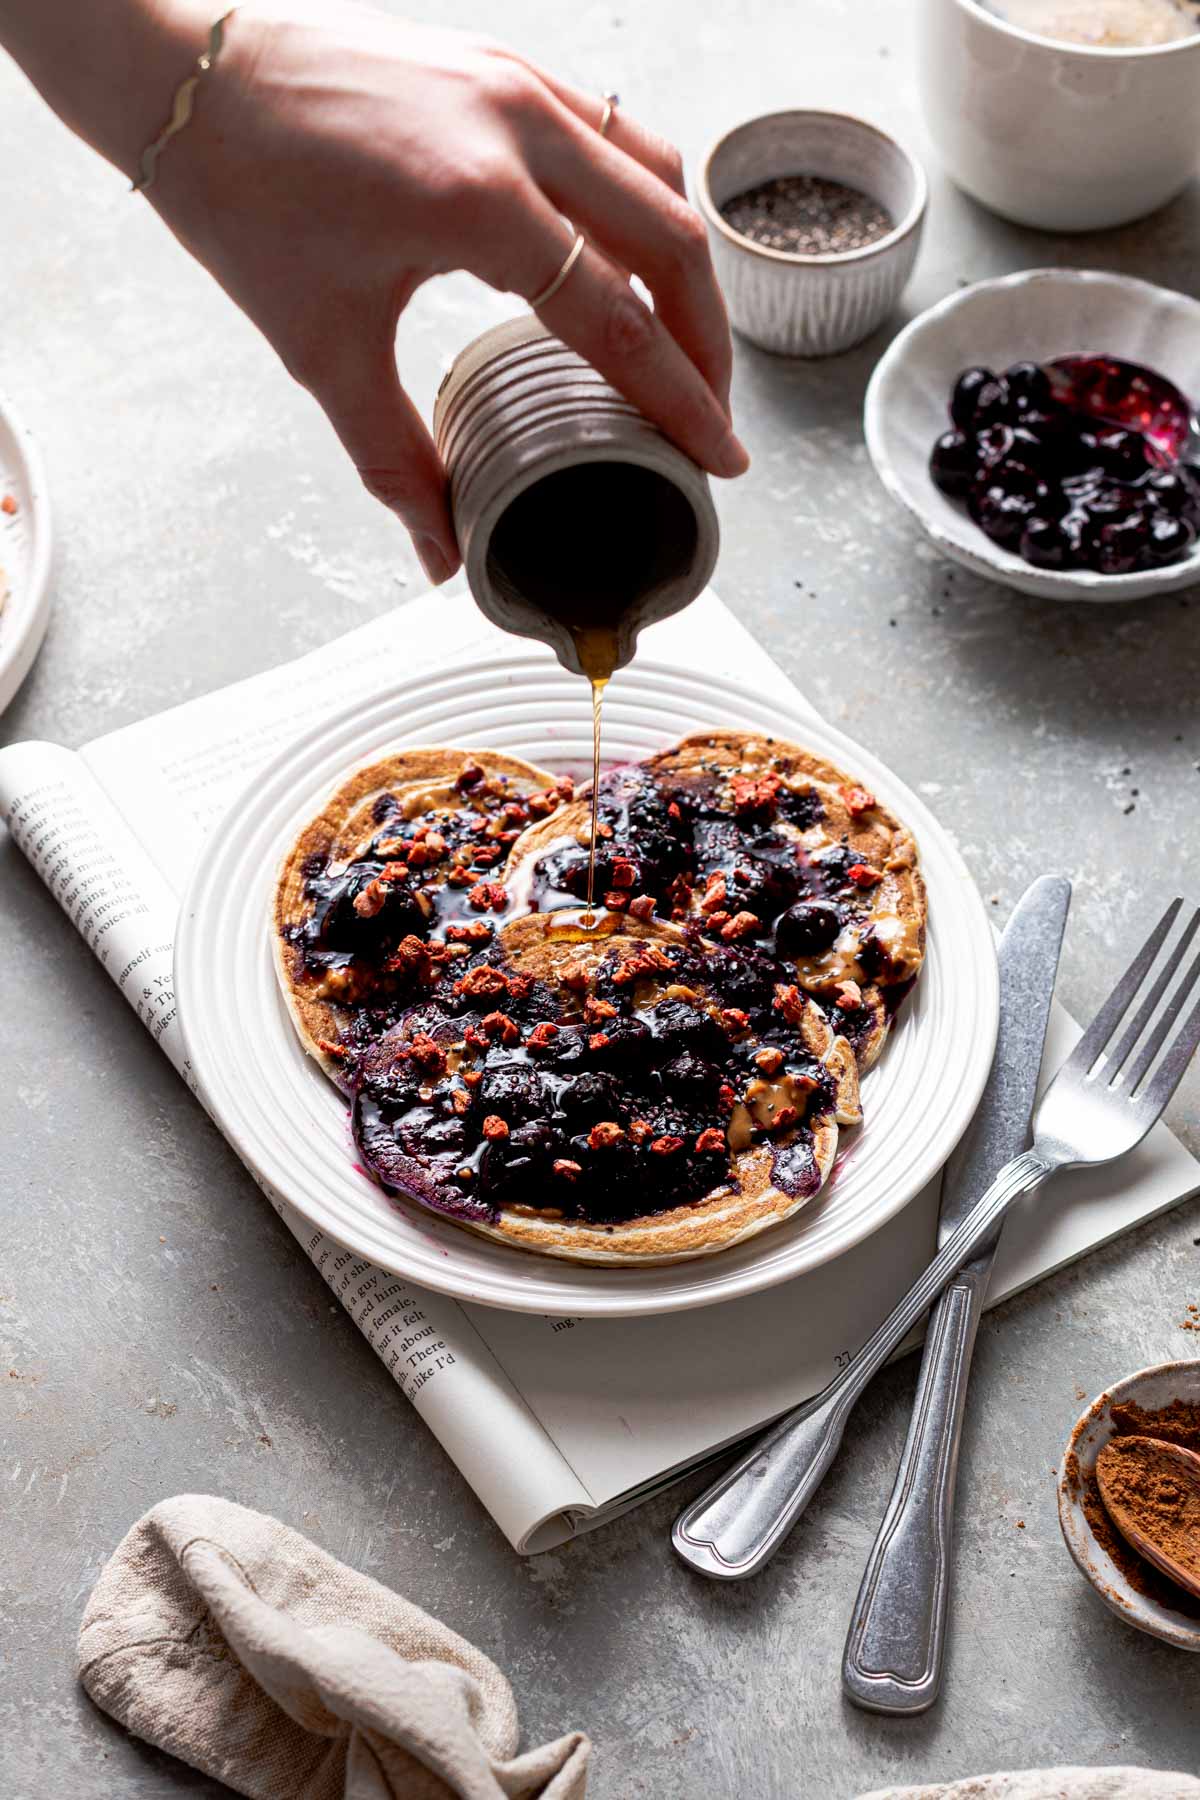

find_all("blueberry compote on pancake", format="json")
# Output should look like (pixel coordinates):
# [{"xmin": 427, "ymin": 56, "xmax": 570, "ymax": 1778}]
[
  {"xmin": 274, "ymin": 733, "xmax": 921, "ymax": 1259},
  {"xmin": 349, "ymin": 922, "xmax": 859, "ymax": 1238},
  {"xmin": 272, "ymin": 750, "xmax": 566, "ymax": 1079},
  {"xmin": 504, "ymin": 731, "xmax": 925, "ymax": 1072}
]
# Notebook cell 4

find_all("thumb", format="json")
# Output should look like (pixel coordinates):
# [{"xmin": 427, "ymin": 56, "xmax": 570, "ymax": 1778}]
[{"xmin": 311, "ymin": 339, "xmax": 460, "ymax": 586}]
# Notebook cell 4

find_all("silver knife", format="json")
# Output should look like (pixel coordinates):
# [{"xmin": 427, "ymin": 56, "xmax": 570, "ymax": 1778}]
[{"xmin": 841, "ymin": 872, "xmax": 1070, "ymax": 1713}]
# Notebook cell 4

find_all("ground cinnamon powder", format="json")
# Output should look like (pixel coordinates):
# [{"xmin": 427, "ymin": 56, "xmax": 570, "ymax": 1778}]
[{"xmin": 1066, "ymin": 1396, "xmax": 1200, "ymax": 1618}]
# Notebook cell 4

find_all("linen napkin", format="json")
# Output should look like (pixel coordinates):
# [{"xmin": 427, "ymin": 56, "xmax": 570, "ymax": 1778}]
[
  {"xmin": 860, "ymin": 1776, "xmax": 1199, "ymax": 1799},
  {"xmin": 77, "ymin": 1495, "xmax": 589, "ymax": 1799},
  {"xmin": 78, "ymin": 1497, "xmax": 1193, "ymax": 1800}
]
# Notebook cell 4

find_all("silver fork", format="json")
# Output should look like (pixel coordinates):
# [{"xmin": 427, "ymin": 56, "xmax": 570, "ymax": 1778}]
[{"xmin": 673, "ymin": 898, "xmax": 1200, "ymax": 1581}]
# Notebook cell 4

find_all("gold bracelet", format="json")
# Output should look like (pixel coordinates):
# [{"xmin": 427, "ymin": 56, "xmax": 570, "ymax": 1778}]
[{"xmin": 131, "ymin": 8, "xmax": 238, "ymax": 194}]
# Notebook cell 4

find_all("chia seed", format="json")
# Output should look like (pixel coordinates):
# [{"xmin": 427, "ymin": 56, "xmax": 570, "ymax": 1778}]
[{"xmin": 720, "ymin": 173, "xmax": 894, "ymax": 256}]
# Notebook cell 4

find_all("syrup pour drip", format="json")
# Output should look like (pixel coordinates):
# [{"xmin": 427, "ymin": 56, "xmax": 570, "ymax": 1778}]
[
  {"xmin": 586, "ymin": 676, "xmax": 608, "ymax": 920},
  {"xmin": 570, "ymin": 625, "xmax": 620, "ymax": 928}
]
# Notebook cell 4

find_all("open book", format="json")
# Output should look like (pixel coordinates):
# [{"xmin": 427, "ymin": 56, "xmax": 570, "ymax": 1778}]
[{"xmin": 2, "ymin": 588, "xmax": 1196, "ymax": 1553}]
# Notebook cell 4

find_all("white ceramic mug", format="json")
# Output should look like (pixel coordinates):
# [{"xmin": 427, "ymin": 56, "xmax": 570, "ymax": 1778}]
[{"xmin": 918, "ymin": 0, "xmax": 1200, "ymax": 230}]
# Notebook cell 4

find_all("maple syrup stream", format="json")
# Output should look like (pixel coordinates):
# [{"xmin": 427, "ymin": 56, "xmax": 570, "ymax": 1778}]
[{"xmin": 571, "ymin": 627, "xmax": 619, "ymax": 928}]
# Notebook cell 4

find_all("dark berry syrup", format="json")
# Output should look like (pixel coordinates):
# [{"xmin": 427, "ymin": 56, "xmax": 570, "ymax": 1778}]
[{"xmin": 929, "ymin": 357, "xmax": 1200, "ymax": 575}]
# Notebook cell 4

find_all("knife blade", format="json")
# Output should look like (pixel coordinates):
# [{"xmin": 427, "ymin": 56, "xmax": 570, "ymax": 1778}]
[{"xmin": 842, "ymin": 872, "xmax": 1071, "ymax": 1713}]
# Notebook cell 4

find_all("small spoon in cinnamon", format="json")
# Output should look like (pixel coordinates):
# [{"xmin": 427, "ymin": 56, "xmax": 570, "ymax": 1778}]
[{"xmin": 1096, "ymin": 1435, "xmax": 1200, "ymax": 1601}]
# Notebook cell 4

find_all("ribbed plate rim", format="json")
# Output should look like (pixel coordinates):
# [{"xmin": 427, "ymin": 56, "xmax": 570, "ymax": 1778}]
[{"xmin": 175, "ymin": 656, "xmax": 998, "ymax": 1317}]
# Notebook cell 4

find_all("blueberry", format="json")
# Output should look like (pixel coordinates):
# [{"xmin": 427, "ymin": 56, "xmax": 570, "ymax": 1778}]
[
  {"xmin": 648, "ymin": 998, "xmax": 725, "ymax": 1056},
  {"xmin": 479, "ymin": 1062, "xmax": 544, "ymax": 1123},
  {"xmin": 509, "ymin": 1121, "xmax": 554, "ymax": 1154},
  {"xmin": 1003, "ymin": 361, "xmax": 1051, "ymax": 415},
  {"xmin": 422, "ymin": 1118, "xmax": 465, "ymax": 1155},
  {"xmin": 661, "ymin": 1051, "xmax": 721, "ymax": 1098},
  {"xmin": 1059, "ymin": 508, "xmax": 1090, "ymax": 564},
  {"xmin": 1144, "ymin": 468, "xmax": 1191, "ymax": 513},
  {"xmin": 950, "ymin": 367, "xmax": 996, "ymax": 429},
  {"xmin": 929, "ymin": 429, "xmax": 977, "ymax": 499},
  {"xmin": 1147, "ymin": 511, "xmax": 1196, "ymax": 564},
  {"xmin": 975, "ymin": 423, "xmax": 1015, "ymax": 468},
  {"xmin": 1084, "ymin": 483, "xmax": 1137, "ymax": 523},
  {"xmin": 1007, "ymin": 425, "xmax": 1054, "ymax": 471},
  {"xmin": 1176, "ymin": 464, "xmax": 1200, "ymax": 522},
  {"xmin": 1094, "ymin": 428, "xmax": 1152, "ymax": 480},
  {"xmin": 1087, "ymin": 509, "xmax": 1149, "ymax": 575},
  {"xmin": 969, "ymin": 478, "xmax": 1038, "ymax": 549},
  {"xmin": 775, "ymin": 900, "xmax": 842, "ymax": 957},
  {"xmin": 559, "ymin": 1070, "xmax": 622, "ymax": 1121},
  {"xmin": 1020, "ymin": 514, "xmax": 1074, "ymax": 570},
  {"xmin": 973, "ymin": 377, "xmax": 1010, "ymax": 429},
  {"xmin": 990, "ymin": 456, "xmax": 1047, "ymax": 500}
]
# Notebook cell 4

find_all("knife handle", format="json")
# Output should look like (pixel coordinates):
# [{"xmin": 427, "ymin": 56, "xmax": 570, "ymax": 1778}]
[{"xmin": 841, "ymin": 1259, "xmax": 989, "ymax": 1713}]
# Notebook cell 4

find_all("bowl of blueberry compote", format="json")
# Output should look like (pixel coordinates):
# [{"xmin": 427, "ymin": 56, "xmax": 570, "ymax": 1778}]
[
  {"xmin": 864, "ymin": 267, "xmax": 1200, "ymax": 601},
  {"xmin": 931, "ymin": 355, "xmax": 1200, "ymax": 576}
]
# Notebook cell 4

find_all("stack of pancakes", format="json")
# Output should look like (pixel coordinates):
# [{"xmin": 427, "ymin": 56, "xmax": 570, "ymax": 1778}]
[{"xmin": 274, "ymin": 732, "xmax": 926, "ymax": 1265}]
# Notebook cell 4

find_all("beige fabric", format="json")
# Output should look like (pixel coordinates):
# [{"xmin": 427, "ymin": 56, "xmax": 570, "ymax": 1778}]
[
  {"xmin": 859, "ymin": 1770, "xmax": 1200, "ymax": 1799},
  {"xmin": 77, "ymin": 1494, "xmax": 589, "ymax": 1800}
]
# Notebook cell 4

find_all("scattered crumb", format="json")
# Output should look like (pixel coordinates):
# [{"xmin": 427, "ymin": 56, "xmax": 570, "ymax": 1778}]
[
  {"xmin": 258, "ymin": 1433, "xmax": 273, "ymax": 1448},
  {"xmin": 1016, "ymin": 1520, "xmax": 1025, "ymax": 1529},
  {"xmin": 1123, "ymin": 802, "xmax": 1135, "ymax": 816},
  {"xmin": 1, "ymin": 494, "xmax": 17, "ymax": 516}
]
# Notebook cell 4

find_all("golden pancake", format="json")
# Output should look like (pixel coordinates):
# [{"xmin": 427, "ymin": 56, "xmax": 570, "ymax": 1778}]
[
  {"xmin": 503, "ymin": 729, "xmax": 926, "ymax": 1070},
  {"xmin": 351, "ymin": 910, "xmax": 860, "ymax": 1264},
  {"xmin": 273, "ymin": 746, "xmax": 562, "ymax": 1082}
]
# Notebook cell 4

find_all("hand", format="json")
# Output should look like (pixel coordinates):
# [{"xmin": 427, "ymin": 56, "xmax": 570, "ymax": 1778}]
[{"xmin": 148, "ymin": 2, "xmax": 746, "ymax": 583}]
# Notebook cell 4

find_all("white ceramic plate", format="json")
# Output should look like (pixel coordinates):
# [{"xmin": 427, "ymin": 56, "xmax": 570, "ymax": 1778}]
[
  {"xmin": 865, "ymin": 268, "xmax": 1200, "ymax": 602},
  {"xmin": 0, "ymin": 391, "xmax": 53, "ymax": 714},
  {"xmin": 176, "ymin": 657, "xmax": 998, "ymax": 1317},
  {"xmin": 1058, "ymin": 1360, "xmax": 1200, "ymax": 1651}
]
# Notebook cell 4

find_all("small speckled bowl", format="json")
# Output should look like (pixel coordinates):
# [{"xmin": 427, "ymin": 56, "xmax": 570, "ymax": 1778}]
[
  {"xmin": 1058, "ymin": 1359, "xmax": 1200, "ymax": 1651},
  {"xmin": 696, "ymin": 110, "xmax": 927, "ymax": 358}
]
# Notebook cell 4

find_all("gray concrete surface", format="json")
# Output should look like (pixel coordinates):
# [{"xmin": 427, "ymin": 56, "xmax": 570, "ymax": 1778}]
[{"xmin": 3, "ymin": 2, "xmax": 1199, "ymax": 1795}]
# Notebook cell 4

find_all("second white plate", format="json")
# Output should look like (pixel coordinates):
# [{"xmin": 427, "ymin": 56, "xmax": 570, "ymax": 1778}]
[
  {"xmin": 176, "ymin": 657, "xmax": 998, "ymax": 1317},
  {"xmin": 0, "ymin": 391, "xmax": 53, "ymax": 714}
]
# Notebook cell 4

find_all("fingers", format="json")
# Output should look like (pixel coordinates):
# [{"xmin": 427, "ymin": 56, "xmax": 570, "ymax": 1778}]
[
  {"xmin": 307, "ymin": 334, "xmax": 460, "ymax": 584},
  {"xmin": 503, "ymin": 57, "xmax": 688, "ymax": 199},
  {"xmin": 474, "ymin": 46, "xmax": 733, "ymax": 413},
  {"xmin": 526, "ymin": 99, "xmax": 734, "ymax": 413},
  {"xmin": 514, "ymin": 199, "xmax": 748, "ymax": 479}
]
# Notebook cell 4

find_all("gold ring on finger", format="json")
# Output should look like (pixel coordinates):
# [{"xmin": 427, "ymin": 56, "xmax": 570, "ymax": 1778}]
[{"xmin": 529, "ymin": 231, "xmax": 586, "ymax": 310}]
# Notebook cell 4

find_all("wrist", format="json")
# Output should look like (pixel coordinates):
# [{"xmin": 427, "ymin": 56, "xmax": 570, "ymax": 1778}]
[{"xmin": 0, "ymin": 0, "xmax": 224, "ymax": 182}]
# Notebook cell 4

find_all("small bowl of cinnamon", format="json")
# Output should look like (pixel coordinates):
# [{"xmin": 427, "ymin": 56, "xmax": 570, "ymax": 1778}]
[{"xmin": 1059, "ymin": 1360, "xmax": 1200, "ymax": 1650}]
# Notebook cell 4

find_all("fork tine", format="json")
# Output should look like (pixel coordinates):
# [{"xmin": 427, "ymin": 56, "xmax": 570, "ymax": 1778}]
[
  {"xmin": 1107, "ymin": 908, "xmax": 1200, "ymax": 1083},
  {"xmin": 1123, "ymin": 944, "xmax": 1200, "ymax": 1096},
  {"xmin": 1137, "ymin": 988, "xmax": 1200, "ymax": 1122},
  {"xmin": 1063, "ymin": 898, "xmax": 1183, "ymax": 1078}
]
